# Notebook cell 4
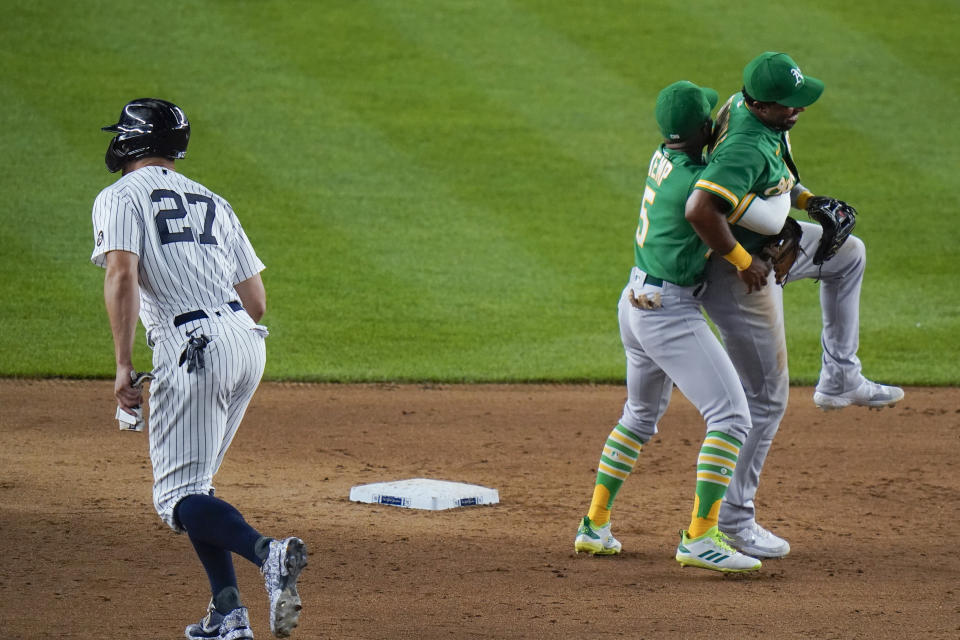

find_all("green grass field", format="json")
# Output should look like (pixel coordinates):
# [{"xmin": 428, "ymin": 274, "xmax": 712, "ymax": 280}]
[{"xmin": 1, "ymin": 0, "xmax": 957, "ymax": 383}]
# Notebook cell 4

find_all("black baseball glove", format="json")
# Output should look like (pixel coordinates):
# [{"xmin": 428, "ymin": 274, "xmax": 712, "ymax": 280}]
[
  {"xmin": 806, "ymin": 196, "xmax": 856, "ymax": 265},
  {"xmin": 760, "ymin": 216, "xmax": 803, "ymax": 285}
]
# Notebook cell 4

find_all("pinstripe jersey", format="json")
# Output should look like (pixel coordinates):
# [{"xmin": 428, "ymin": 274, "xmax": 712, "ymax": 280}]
[
  {"xmin": 90, "ymin": 166, "xmax": 264, "ymax": 333},
  {"xmin": 91, "ymin": 164, "xmax": 268, "ymax": 531}
]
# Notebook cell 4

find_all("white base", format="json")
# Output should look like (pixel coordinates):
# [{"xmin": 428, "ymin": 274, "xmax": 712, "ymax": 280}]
[{"xmin": 349, "ymin": 478, "xmax": 499, "ymax": 511}]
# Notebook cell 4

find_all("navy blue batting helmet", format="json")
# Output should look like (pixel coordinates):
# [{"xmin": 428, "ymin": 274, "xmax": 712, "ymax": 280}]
[{"xmin": 102, "ymin": 98, "xmax": 190, "ymax": 173}]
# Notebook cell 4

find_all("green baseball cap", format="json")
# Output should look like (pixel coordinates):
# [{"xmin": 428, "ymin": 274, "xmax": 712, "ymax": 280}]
[
  {"xmin": 743, "ymin": 52, "xmax": 824, "ymax": 107},
  {"xmin": 655, "ymin": 80, "xmax": 719, "ymax": 141}
]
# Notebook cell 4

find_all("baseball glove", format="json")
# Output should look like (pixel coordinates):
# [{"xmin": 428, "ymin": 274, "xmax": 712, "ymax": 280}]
[
  {"xmin": 760, "ymin": 216, "xmax": 803, "ymax": 285},
  {"xmin": 806, "ymin": 196, "xmax": 857, "ymax": 265}
]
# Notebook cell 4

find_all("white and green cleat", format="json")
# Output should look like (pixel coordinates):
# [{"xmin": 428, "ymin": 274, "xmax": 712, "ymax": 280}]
[
  {"xmin": 574, "ymin": 516, "xmax": 622, "ymax": 555},
  {"xmin": 675, "ymin": 526, "xmax": 761, "ymax": 573}
]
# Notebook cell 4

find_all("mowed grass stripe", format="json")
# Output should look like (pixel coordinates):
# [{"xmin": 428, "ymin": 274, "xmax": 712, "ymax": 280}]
[
  {"xmin": 0, "ymin": 3, "xmax": 286, "ymax": 375},
  {"xmin": 374, "ymin": 1, "xmax": 656, "ymax": 198},
  {"xmin": 0, "ymin": 1, "xmax": 956, "ymax": 382},
  {"xmin": 0, "ymin": 77, "xmax": 141, "ymax": 376},
  {"xmin": 0, "ymin": 2, "xmax": 283, "ymax": 375},
  {"xmin": 517, "ymin": 0, "xmax": 960, "ymax": 384},
  {"xmin": 203, "ymin": 3, "xmax": 629, "ymax": 379}
]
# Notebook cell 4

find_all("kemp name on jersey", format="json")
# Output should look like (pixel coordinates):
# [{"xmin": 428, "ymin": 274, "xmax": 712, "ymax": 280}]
[{"xmin": 634, "ymin": 146, "xmax": 710, "ymax": 287}]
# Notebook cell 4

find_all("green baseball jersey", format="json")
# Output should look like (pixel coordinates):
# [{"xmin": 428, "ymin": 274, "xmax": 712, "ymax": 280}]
[
  {"xmin": 633, "ymin": 144, "xmax": 709, "ymax": 286},
  {"xmin": 694, "ymin": 93, "xmax": 801, "ymax": 252}
]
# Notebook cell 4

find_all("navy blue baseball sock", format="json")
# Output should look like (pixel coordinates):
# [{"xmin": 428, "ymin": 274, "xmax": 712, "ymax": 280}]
[
  {"xmin": 175, "ymin": 494, "xmax": 264, "ymax": 566},
  {"xmin": 189, "ymin": 536, "xmax": 239, "ymax": 603}
]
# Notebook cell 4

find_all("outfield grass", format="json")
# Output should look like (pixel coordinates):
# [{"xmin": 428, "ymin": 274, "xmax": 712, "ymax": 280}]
[{"xmin": 1, "ymin": 0, "xmax": 957, "ymax": 383}]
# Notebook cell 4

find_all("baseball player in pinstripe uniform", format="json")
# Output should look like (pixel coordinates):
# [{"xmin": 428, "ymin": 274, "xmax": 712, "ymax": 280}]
[
  {"xmin": 574, "ymin": 81, "xmax": 773, "ymax": 572},
  {"xmin": 687, "ymin": 53, "xmax": 905, "ymax": 558},
  {"xmin": 92, "ymin": 98, "xmax": 307, "ymax": 639}
]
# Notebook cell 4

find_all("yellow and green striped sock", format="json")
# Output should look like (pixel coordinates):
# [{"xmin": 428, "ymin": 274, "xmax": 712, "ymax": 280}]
[
  {"xmin": 687, "ymin": 431, "xmax": 741, "ymax": 538},
  {"xmin": 587, "ymin": 424, "xmax": 644, "ymax": 527}
]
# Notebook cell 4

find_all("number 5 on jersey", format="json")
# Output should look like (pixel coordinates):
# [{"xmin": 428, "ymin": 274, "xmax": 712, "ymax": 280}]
[{"xmin": 636, "ymin": 185, "xmax": 656, "ymax": 248}]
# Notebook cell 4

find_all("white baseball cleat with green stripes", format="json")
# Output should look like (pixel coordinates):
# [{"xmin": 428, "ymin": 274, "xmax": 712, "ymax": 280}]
[{"xmin": 675, "ymin": 526, "xmax": 761, "ymax": 572}]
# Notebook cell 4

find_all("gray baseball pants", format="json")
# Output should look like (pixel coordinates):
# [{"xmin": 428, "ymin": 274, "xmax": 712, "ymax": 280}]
[
  {"xmin": 617, "ymin": 267, "xmax": 752, "ymax": 449},
  {"xmin": 702, "ymin": 220, "xmax": 867, "ymax": 531}
]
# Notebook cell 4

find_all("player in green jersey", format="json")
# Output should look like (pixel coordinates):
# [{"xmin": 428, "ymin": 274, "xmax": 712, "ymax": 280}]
[
  {"xmin": 574, "ymin": 81, "xmax": 770, "ymax": 573},
  {"xmin": 687, "ymin": 52, "xmax": 904, "ymax": 559}
]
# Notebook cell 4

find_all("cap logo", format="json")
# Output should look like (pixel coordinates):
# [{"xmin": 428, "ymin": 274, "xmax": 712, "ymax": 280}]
[{"xmin": 790, "ymin": 67, "xmax": 804, "ymax": 86}]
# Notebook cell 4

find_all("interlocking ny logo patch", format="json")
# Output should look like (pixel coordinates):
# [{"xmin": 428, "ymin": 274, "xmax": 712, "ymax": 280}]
[{"xmin": 790, "ymin": 67, "xmax": 804, "ymax": 86}]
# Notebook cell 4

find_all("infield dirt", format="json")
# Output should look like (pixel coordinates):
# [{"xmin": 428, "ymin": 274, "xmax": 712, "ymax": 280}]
[{"xmin": 1, "ymin": 381, "xmax": 957, "ymax": 639}]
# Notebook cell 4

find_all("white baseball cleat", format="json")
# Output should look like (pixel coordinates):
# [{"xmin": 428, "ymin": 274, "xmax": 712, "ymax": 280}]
[
  {"xmin": 574, "ymin": 516, "xmax": 622, "ymax": 555},
  {"xmin": 721, "ymin": 522, "xmax": 790, "ymax": 558},
  {"xmin": 813, "ymin": 379, "xmax": 904, "ymax": 411},
  {"xmin": 675, "ymin": 526, "xmax": 762, "ymax": 573}
]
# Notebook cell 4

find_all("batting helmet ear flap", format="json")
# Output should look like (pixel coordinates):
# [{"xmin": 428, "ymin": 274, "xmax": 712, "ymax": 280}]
[{"xmin": 105, "ymin": 136, "xmax": 128, "ymax": 173}]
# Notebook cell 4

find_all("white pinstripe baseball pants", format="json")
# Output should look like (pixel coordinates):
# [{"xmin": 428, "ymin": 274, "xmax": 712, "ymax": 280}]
[{"xmin": 146, "ymin": 305, "xmax": 267, "ymax": 531}]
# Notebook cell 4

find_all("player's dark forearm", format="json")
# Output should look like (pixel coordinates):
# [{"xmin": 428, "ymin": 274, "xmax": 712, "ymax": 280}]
[{"xmin": 685, "ymin": 190, "xmax": 738, "ymax": 255}]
